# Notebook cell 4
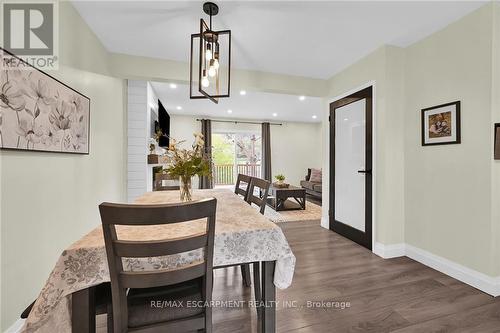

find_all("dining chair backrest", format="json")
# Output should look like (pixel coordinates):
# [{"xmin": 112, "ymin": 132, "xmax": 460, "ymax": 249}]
[
  {"xmin": 234, "ymin": 174, "xmax": 252, "ymax": 200},
  {"xmin": 246, "ymin": 177, "xmax": 271, "ymax": 215},
  {"xmin": 154, "ymin": 173, "xmax": 180, "ymax": 191},
  {"xmin": 99, "ymin": 198, "xmax": 217, "ymax": 332}
]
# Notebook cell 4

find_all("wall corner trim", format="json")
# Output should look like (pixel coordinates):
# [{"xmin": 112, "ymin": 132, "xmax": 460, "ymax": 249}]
[
  {"xmin": 373, "ymin": 242, "xmax": 406, "ymax": 259},
  {"xmin": 374, "ymin": 242, "xmax": 500, "ymax": 296},
  {"xmin": 320, "ymin": 215, "xmax": 329, "ymax": 229}
]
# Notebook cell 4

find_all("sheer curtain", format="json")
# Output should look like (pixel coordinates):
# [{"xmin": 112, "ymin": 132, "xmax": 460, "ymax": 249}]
[
  {"xmin": 199, "ymin": 119, "xmax": 213, "ymax": 189},
  {"xmin": 261, "ymin": 122, "xmax": 272, "ymax": 181}
]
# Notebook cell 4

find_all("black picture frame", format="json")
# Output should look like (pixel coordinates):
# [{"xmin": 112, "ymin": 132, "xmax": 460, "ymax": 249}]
[
  {"xmin": 421, "ymin": 101, "xmax": 461, "ymax": 146},
  {"xmin": 0, "ymin": 47, "xmax": 90, "ymax": 154},
  {"xmin": 495, "ymin": 123, "xmax": 500, "ymax": 160}
]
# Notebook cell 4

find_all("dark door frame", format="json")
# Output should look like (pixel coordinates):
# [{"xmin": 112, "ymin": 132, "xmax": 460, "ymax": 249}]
[{"xmin": 329, "ymin": 86, "xmax": 373, "ymax": 250}]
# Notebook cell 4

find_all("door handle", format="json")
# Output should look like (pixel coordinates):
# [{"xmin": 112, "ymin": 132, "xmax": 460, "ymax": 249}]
[{"xmin": 357, "ymin": 169, "xmax": 372, "ymax": 174}]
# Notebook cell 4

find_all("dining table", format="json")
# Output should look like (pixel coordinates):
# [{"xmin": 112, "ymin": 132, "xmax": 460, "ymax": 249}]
[{"xmin": 22, "ymin": 189, "xmax": 296, "ymax": 333}]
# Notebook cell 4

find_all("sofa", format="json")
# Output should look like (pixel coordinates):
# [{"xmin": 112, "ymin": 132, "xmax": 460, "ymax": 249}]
[{"xmin": 300, "ymin": 168, "xmax": 322, "ymax": 199}]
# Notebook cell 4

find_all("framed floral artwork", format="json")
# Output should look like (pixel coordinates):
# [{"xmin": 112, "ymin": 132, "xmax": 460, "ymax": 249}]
[
  {"xmin": 0, "ymin": 48, "xmax": 90, "ymax": 154},
  {"xmin": 421, "ymin": 101, "xmax": 461, "ymax": 146}
]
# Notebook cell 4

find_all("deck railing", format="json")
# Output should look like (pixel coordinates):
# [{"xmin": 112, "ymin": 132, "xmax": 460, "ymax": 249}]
[{"xmin": 213, "ymin": 164, "xmax": 261, "ymax": 185}]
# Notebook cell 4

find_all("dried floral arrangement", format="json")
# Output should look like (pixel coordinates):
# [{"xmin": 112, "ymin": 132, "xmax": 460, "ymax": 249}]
[{"xmin": 164, "ymin": 132, "xmax": 211, "ymax": 201}]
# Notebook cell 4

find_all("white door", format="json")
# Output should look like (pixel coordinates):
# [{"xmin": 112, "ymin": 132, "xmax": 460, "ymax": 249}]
[{"xmin": 334, "ymin": 99, "xmax": 366, "ymax": 232}]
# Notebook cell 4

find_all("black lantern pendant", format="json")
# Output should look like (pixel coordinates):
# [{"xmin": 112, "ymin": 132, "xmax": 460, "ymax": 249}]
[{"xmin": 190, "ymin": 2, "xmax": 231, "ymax": 104}]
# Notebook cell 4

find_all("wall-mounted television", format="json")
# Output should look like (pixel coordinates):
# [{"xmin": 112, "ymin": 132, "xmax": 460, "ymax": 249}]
[{"xmin": 158, "ymin": 100, "xmax": 170, "ymax": 147}]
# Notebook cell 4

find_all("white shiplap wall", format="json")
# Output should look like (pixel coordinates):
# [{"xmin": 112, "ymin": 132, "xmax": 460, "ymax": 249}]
[{"xmin": 127, "ymin": 80, "xmax": 148, "ymax": 202}]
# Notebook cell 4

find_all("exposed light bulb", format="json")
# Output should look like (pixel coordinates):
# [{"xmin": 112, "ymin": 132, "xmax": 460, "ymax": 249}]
[
  {"xmin": 205, "ymin": 43, "xmax": 212, "ymax": 60},
  {"xmin": 299, "ymin": 95, "xmax": 306, "ymax": 101},
  {"xmin": 208, "ymin": 59, "xmax": 217, "ymax": 77},
  {"xmin": 213, "ymin": 58, "xmax": 219, "ymax": 70},
  {"xmin": 202, "ymin": 75, "xmax": 210, "ymax": 88},
  {"xmin": 208, "ymin": 66, "xmax": 217, "ymax": 77},
  {"xmin": 201, "ymin": 69, "xmax": 210, "ymax": 88}
]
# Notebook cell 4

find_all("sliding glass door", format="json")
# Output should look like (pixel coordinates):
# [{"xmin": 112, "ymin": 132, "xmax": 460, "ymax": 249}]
[{"xmin": 212, "ymin": 132, "xmax": 261, "ymax": 186}]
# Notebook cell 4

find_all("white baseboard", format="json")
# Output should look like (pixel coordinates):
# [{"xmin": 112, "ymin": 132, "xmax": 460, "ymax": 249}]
[
  {"xmin": 405, "ymin": 244, "xmax": 500, "ymax": 297},
  {"xmin": 4, "ymin": 319, "xmax": 24, "ymax": 333},
  {"xmin": 320, "ymin": 215, "xmax": 329, "ymax": 229},
  {"xmin": 373, "ymin": 242, "xmax": 500, "ymax": 297},
  {"xmin": 373, "ymin": 242, "xmax": 406, "ymax": 259}
]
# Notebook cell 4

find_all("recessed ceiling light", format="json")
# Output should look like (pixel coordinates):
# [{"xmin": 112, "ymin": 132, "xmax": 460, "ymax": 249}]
[
  {"xmin": 344, "ymin": 118, "xmax": 349, "ymax": 121},
  {"xmin": 169, "ymin": 83, "xmax": 177, "ymax": 89},
  {"xmin": 299, "ymin": 96, "xmax": 306, "ymax": 101},
  {"xmin": 176, "ymin": 106, "xmax": 182, "ymax": 110},
  {"xmin": 227, "ymin": 109, "xmax": 233, "ymax": 114},
  {"xmin": 240, "ymin": 90, "xmax": 247, "ymax": 96},
  {"xmin": 312, "ymin": 115, "xmax": 317, "ymax": 119},
  {"xmin": 272, "ymin": 113, "xmax": 277, "ymax": 117}
]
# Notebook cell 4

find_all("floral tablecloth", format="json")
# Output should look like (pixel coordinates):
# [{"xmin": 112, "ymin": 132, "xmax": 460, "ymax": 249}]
[{"xmin": 23, "ymin": 189, "xmax": 296, "ymax": 332}]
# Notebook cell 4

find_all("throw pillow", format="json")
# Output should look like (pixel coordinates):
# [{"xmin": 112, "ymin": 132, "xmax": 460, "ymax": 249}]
[{"xmin": 309, "ymin": 168, "xmax": 322, "ymax": 183}]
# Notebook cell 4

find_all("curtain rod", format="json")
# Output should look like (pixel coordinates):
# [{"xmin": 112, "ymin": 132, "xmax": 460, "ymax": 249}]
[{"xmin": 196, "ymin": 118, "xmax": 282, "ymax": 126}]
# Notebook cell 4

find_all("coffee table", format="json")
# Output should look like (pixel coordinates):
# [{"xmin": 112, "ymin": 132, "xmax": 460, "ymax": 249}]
[{"xmin": 266, "ymin": 185, "xmax": 306, "ymax": 211}]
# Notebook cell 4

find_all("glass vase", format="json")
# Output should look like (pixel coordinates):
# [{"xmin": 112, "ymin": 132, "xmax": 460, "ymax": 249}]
[{"xmin": 179, "ymin": 175, "xmax": 193, "ymax": 202}]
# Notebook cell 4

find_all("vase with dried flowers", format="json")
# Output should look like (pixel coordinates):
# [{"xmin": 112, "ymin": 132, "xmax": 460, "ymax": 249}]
[
  {"xmin": 148, "ymin": 129, "xmax": 166, "ymax": 154},
  {"xmin": 148, "ymin": 138, "xmax": 156, "ymax": 154},
  {"xmin": 164, "ymin": 132, "xmax": 211, "ymax": 201}
]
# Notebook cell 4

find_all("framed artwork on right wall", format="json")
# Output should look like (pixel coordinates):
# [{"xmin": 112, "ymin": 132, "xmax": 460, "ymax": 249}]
[
  {"xmin": 421, "ymin": 101, "xmax": 461, "ymax": 146},
  {"xmin": 495, "ymin": 123, "xmax": 500, "ymax": 160}
]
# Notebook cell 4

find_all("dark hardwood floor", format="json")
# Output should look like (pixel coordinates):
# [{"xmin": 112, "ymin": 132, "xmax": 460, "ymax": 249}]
[{"xmin": 98, "ymin": 220, "xmax": 500, "ymax": 332}]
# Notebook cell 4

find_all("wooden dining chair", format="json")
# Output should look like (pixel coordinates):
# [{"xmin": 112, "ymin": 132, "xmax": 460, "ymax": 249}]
[
  {"xmin": 234, "ymin": 173, "xmax": 252, "ymax": 201},
  {"xmin": 153, "ymin": 173, "xmax": 180, "ymax": 191},
  {"xmin": 246, "ymin": 177, "xmax": 271, "ymax": 215},
  {"xmin": 99, "ymin": 198, "xmax": 217, "ymax": 333},
  {"xmin": 234, "ymin": 174, "xmax": 254, "ymax": 286},
  {"xmin": 242, "ymin": 177, "xmax": 271, "ymax": 303}
]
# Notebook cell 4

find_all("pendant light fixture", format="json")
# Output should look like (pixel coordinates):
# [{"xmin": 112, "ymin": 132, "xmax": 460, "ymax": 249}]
[{"xmin": 190, "ymin": 2, "xmax": 231, "ymax": 104}]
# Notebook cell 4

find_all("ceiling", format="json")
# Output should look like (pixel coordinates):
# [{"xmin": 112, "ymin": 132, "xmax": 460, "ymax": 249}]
[
  {"xmin": 72, "ymin": 1, "xmax": 485, "ymax": 79},
  {"xmin": 151, "ymin": 82, "xmax": 323, "ymax": 123}
]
